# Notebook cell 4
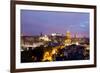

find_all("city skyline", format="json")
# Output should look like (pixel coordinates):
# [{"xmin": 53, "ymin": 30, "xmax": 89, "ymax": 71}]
[{"xmin": 21, "ymin": 9, "xmax": 90, "ymax": 38}]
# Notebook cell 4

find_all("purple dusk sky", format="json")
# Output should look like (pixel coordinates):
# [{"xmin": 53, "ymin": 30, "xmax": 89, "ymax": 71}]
[{"xmin": 21, "ymin": 9, "xmax": 90, "ymax": 37}]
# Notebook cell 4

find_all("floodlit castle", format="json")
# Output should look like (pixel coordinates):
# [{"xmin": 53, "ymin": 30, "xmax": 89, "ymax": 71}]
[{"xmin": 39, "ymin": 35, "xmax": 51, "ymax": 41}]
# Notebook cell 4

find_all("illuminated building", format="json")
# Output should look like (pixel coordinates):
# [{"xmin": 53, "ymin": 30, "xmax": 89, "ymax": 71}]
[
  {"xmin": 51, "ymin": 33, "xmax": 62, "ymax": 36},
  {"xmin": 39, "ymin": 35, "xmax": 51, "ymax": 41},
  {"xmin": 64, "ymin": 31, "xmax": 71, "ymax": 45},
  {"xmin": 72, "ymin": 33, "xmax": 79, "ymax": 45}
]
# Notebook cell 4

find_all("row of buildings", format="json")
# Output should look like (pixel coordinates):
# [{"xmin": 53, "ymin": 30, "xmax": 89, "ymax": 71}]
[{"xmin": 21, "ymin": 31, "xmax": 89, "ymax": 51}]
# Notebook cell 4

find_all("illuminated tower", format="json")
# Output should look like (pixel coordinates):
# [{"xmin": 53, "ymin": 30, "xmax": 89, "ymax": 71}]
[
  {"xmin": 64, "ymin": 31, "xmax": 71, "ymax": 45},
  {"xmin": 74, "ymin": 33, "xmax": 79, "ymax": 45}
]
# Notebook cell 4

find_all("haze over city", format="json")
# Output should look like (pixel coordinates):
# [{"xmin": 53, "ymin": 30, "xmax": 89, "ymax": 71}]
[{"xmin": 21, "ymin": 9, "xmax": 89, "ymax": 37}]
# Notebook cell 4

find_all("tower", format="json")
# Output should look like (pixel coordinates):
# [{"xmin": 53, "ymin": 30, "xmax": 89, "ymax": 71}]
[
  {"xmin": 64, "ymin": 31, "xmax": 71, "ymax": 45},
  {"xmin": 74, "ymin": 33, "xmax": 79, "ymax": 45}
]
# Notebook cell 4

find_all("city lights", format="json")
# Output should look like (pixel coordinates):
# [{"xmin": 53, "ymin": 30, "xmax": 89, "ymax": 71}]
[{"xmin": 21, "ymin": 31, "xmax": 90, "ymax": 62}]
